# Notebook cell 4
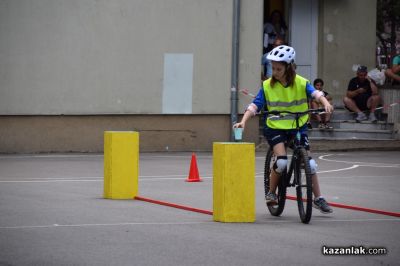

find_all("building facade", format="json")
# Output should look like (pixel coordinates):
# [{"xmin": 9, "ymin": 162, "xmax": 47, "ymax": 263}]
[{"xmin": 0, "ymin": 0, "xmax": 376, "ymax": 153}]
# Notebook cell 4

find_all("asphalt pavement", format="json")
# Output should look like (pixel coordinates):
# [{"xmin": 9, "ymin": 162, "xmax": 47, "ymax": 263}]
[{"xmin": 0, "ymin": 151, "xmax": 399, "ymax": 266}]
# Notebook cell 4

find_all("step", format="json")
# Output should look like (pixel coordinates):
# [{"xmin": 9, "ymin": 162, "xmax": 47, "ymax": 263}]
[
  {"xmin": 311, "ymin": 139, "xmax": 400, "ymax": 151},
  {"xmin": 255, "ymin": 139, "xmax": 400, "ymax": 152},
  {"xmin": 330, "ymin": 110, "xmax": 355, "ymax": 121},
  {"xmin": 309, "ymin": 120, "xmax": 393, "ymax": 131},
  {"xmin": 308, "ymin": 128, "xmax": 394, "ymax": 140},
  {"xmin": 328, "ymin": 108, "xmax": 388, "ymax": 121}
]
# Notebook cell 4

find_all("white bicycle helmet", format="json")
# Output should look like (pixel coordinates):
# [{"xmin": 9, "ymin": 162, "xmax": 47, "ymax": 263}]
[{"xmin": 267, "ymin": 45, "xmax": 296, "ymax": 64}]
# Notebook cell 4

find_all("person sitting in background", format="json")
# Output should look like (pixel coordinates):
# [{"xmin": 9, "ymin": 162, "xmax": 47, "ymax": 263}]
[
  {"xmin": 385, "ymin": 54, "xmax": 400, "ymax": 85},
  {"xmin": 343, "ymin": 66, "xmax": 381, "ymax": 122},
  {"xmin": 310, "ymin": 78, "xmax": 333, "ymax": 129}
]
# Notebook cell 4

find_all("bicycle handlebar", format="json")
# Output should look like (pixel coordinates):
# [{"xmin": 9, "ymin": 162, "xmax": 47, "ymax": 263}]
[{"xmin": 263, "ymin": 108, "xmax": 327, "ymax": 116}]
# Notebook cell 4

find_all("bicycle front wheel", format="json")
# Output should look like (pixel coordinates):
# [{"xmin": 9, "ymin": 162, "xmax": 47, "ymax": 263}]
[
  {"xmin": 264, "ymin": 147, "xmax": 287, "ymax": 216},
  {"xmin": 294, "ymin": 148, "xmax": 313, "ymax": 224}
]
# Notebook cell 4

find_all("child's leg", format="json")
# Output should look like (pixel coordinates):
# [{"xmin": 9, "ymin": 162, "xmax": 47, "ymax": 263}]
[
  {"xmin": 306, "ymin": 150, "xmax": 321, "ymax": 198},
  {"xmin": 310, "ymin": 100, "xmax": 321, "ymax": 122},
  {"xmin": 269, "ymin": 142, "xmax": 286, "ymax": 193},
  {"xmin": 312, "ymin": 174, "xmax": 322, "ymax": 198},
  {"xmin": 307, "ymin": 149, "xmax": 333, "ymax": 213}
]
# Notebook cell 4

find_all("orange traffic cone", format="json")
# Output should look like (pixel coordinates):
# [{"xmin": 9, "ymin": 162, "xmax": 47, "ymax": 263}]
[{"xmin": 186, "ymin": 153, "xmax": 202, "ymax": 182}]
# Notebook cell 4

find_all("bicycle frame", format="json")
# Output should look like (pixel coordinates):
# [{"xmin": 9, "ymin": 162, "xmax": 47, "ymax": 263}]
[
  {"xmin": 270, "ymin": 109, "xmax": 318, "ymax": 185},
  {"xmin": 264, "ymin": 108, "xmax": 326, "ymax": 223}
]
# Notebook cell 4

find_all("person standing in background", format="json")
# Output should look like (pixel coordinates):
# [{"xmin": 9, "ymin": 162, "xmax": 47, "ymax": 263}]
[
  {"xmin": 262, "ymin": 37, "xmax": 285, "ymax": 81},
  {"xmin": 263, "ymin": 10, "xmax": 287, "ymax": 54}
]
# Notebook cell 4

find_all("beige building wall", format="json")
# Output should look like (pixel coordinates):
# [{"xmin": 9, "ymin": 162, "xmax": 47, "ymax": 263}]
[
  {"xmin": 318, "ymin": 0, "xmax": 377, "ymax": 105},
  {"xmin": 0, "ymin": 0, "xmax": 379, "ymax": 153},
  {"xmin": 0, "ymin": 115, "xmax": 260, "ymax": 153},
  {"xmin": 0, "ymin": 0, "xmax": 263, "ymax": 153},
  {"xmin": 0, "ymin": 0, "xmax": 235, "ymax": 114}
]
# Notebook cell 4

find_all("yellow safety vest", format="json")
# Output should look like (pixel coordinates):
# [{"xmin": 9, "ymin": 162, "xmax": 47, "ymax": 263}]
[{"xmin": 263, "ymin": 75, "xmax": 309, "ymax": 129}]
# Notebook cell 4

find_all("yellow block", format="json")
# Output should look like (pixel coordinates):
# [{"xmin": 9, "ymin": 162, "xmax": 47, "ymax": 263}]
[
  {"xmin": 213, "ymin": 142, "xmax": 255, "ymax": 222},
  {"xmin": 104, "ymin": 131, "xmax": 139, "ymax": 199}
]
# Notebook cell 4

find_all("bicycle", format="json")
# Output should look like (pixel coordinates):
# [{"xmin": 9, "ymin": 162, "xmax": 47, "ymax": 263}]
[{"xmin": 263, "ymin": 108, "xmax": 326, "ymax": 224}]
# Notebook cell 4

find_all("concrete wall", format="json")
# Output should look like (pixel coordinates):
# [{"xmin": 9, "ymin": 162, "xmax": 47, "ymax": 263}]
[
  {"xmin": 318, "ymin": 0, "xmax": 377, "ymax": 105},
  {"xmin": 0, "ymin": 0, "xmax": 262, "ymax": 115},
  {"xmin": 0, "ymin": 115, "xmax": 260, "ymax": 153},
  {"xmin": 0, "ymin": 0, "xmax": 381, "ymax": 153},
  {"xmin": 0, "ymin": 0, "xmax": 263, "ymax": 152}
]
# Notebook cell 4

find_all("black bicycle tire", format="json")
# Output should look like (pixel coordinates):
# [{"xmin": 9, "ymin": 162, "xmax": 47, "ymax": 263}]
[
  {"xmin": 294, "ymin": 148, "xmax": 313, "ymax": 224},
  {"xmin": 264, "ymin": 147, "xmax": 287, "ymax": 216}
]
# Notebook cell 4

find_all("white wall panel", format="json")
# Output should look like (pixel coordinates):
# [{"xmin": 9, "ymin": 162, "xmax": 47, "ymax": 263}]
[{"xmin": 162, "ymin": 53, "xmax": 193, "ymax": 114}]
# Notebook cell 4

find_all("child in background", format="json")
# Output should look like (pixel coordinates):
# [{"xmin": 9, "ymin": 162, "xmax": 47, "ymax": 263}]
[{"xmin": 310, "ymin": 78, "xmax": 333, "ymax": 129}]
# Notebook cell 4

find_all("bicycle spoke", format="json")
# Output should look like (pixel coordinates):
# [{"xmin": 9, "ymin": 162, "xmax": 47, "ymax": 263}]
[{"xmin": 295, "ymin": 148, "xmax": 313, "ymax": 224}]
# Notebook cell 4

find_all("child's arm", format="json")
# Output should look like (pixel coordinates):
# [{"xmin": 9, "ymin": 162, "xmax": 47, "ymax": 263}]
[
  {"xmin": 233, "ymin": 88, "xmax": 265, "ymax": 129},
  {"xmin": 318, "ymin": 96, "xmax": 334, "ymax": 113},
  {"xmin": 306, "ymin": 83, "xmax": 333, "ymax": 113}
]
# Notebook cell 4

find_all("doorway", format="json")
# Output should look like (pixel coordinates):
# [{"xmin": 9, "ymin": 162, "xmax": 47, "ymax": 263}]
[
  {"xmin": 263, "ymin": 0, "xmax": 318, "ymax": 81},
  {"xmin": 263, "ymin": 0, "xmax": 287, "ymax": 54}
]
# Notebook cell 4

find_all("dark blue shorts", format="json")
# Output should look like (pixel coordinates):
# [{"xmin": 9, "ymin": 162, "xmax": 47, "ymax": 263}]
[{"xmin": 264, "ymin": 125, "xmax": 310, "ymax": 150}]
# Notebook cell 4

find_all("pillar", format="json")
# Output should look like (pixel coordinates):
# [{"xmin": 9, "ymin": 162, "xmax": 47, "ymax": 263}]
[
  {"xmin": 104, "ymin": 131, "xmax": 139, "ymax": 199},
  {"xmin": 213, "ymin": 142, "xmax": 255, "ymax": 222}
]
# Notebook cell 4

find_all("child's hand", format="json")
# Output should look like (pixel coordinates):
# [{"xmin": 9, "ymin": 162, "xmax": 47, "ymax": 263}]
[
  {"xmin": 233, "ymin": 122, "xmax": 245, "ymax": 129},
  {"xmin": 324, "ymin": 103, "xmax": 334, "ymax": 114}
]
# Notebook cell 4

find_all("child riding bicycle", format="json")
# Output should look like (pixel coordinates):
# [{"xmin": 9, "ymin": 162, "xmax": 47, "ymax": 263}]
[{"xmin": 233, "ymin": 45, "xmax": 334, "ymax": 214}]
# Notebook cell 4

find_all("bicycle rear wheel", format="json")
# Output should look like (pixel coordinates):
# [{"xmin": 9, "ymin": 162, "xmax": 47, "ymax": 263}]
[
  {"xmin": 264, "ymin": 147, "xmax": 286, "ymax": 216},
  {"xmin": 294, "ymin": 148, "xmax": 313, "ymax": 224}
]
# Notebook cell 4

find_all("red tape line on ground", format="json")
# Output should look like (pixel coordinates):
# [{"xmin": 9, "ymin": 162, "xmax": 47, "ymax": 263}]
[
  {"xmin": 286, "ymin": 195, "xmax": 400, "ymax": 218},
  {"xmin": 135, "ymin": 195, "xmax": 400, "ymax": 218},
  {"xmin": 135, "ymin": 196, "xmax": 213, "ymax": 216}
]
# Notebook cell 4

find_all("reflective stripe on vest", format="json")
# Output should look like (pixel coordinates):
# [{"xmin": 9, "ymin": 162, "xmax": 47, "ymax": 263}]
[{"xmin": 263, "ymin": 75, "xmax": 309, "ymax": 129}]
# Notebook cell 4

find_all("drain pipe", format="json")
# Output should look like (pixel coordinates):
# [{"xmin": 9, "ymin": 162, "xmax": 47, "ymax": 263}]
[{"xmin": 230, "ymin": 0, "xmax": 240, "ymax": 141}]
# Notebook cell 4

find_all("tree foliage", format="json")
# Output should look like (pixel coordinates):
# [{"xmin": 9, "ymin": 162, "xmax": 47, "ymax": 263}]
[{"xmin": 377, "ymin": 0, "xmax": 400, "ymax": 67}]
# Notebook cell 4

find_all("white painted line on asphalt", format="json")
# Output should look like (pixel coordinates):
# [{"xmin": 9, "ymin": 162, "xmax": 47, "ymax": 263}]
[
  {"xmin": 255, "ymin": 164, "xmax": 359, "ymax": 177},
  {"xmin": 317, "ymin": 164, "xmax": 359, "ymax": 173},
  {"xmin": 0, "ymin": 175, "xmax": 192, "ymax": 180},
  {"xmin": 319, "ymin": 154, "xmax": 400, "ymax": 168},
  {"xmin": 319, "ymin": 175, "xmax": 400, "ymax": 179},
  {"xmin": 0, "ymin": 154, "xmax": 286, "ymax": 160},
  {"xmin": 140, "ymin": 176, "xmax": 213, "ymax": 181},
  {"xmin": 310, "ymin": 218, "xmax": 400, "ymax": 223},
  {"xmin": 0, "ymin": 154, "xmax": 103, "ymax": 159},
  {"xmin": 0, "ymin": 154, "xmax": 207, "ymax": 160},
  {"xmin": 257, "ymin": 218, "xmax": 400, "ymax": 223},
  {"xmin": 0, "ymin": 221, "xmax": 211, "ymax": 229},
  {"xmin": 0, "ymin": 176, "xmax": 101, "ymax": 180},
  {"xmin": 0, "ymin": 163, "xmax": 367, "ymax": 183},
  {"xmin": 0, "ymin": 155, "xmax": 391, "ymax": 183},
  {"xmin": 0, "ymin": 175, "xmax": 214, "ymax": 183},
  {"xmin": 1, "ymin": 218, "xmax": 399, "ymax": 230},
  {"xmin": 141, "ymin": 155, "xmax": 213, "ymax": 159},
  {"xmin": 141, "ymin": 174, "xmax": 186, "ymax": 178},
  {"xmin": 0, "ymin": 175, "xmax": 192, "ymax": 181},
  {"xmin": 0, "ymin": 179, "xmax": 102, "ymax": 183}
]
